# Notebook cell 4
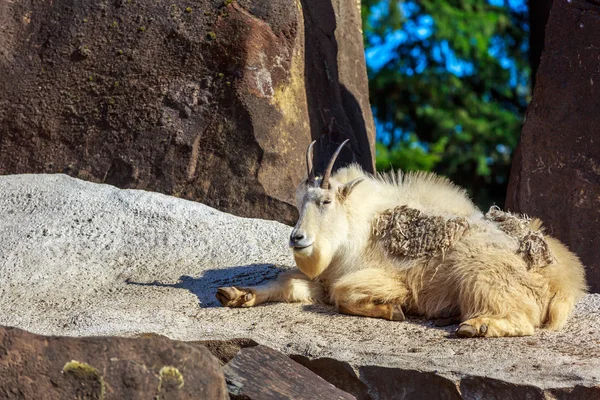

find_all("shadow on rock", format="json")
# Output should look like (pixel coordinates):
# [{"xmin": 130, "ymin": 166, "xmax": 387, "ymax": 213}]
[
  {"xmin": 301, "ymin": 303, "xmax": 339, "ymax": 316},
  {"xmin": 125, "ymin": 264, "xmax": 285, "ymax": 308},
  {"xmin": 301, "ymin": 304, "xmax": 460, "ymax": 335},
  {"xmin": 407, "ymin": 317, "xmax": 461, "ymax": 338}
]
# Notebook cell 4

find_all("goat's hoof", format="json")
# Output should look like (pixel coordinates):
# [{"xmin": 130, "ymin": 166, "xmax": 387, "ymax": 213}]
[
  {"xmin": 456, "ymin": 323, "xmax": 488, "ymax": 338},
  {"xmin": 390, "ymin": 304, "xmax": 405, "ymax": 321},
  {"xmin": 215, "ymin": 287, "xmax": 255, "ymax": 307},
  {"xmin": 456, "ymin": 324, "xmax": 478, "ymax": 338}
]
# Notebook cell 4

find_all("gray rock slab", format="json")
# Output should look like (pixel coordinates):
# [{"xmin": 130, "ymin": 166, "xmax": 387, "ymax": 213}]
[
  {"xmin": 1, "ymin": 174, "xmax": 599, "ymax": 393},
  {"xmin": 224, "ymin": 345, "xmax": 356, "ymax": 399}
]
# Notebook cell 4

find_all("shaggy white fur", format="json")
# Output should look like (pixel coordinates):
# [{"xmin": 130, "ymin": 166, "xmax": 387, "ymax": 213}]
[{"xmin": 217, "ymin": 164, "xmax": 587, "ymax": 338}]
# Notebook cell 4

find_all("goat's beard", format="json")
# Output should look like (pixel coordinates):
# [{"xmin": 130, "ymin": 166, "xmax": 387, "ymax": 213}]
[{"xmin": 293, "ymin": 243, "xmax": 333, "ymax": 279}]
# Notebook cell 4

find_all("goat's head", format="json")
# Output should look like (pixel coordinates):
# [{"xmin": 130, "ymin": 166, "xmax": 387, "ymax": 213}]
[{"xmin": 290, "ymin": 139, "xmax": 364, "ymax": 278}]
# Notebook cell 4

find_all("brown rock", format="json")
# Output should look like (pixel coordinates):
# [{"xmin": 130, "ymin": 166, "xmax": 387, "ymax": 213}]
[
  {"xmin": 358, "ymin": 366, "xmax": 462, "ymax": 400},
  {"xmin": 0, "ymin": 326, "xmax": 228, "ymax": 399},
  {"xmin": 459, "ymin": 376, "xmax": 545, "ymax": 400},
  {"xmin": 199, "ymin": 337, "xmax": 259, "ymax": 365},
  {"xmin": 0, "ymin": 0, "xmax": 374, "ymax": 225},
  {"xmin": 505, "ymin": 0, "xmax": 600, "ymax": 291},
  {"xmin": 290, "ymin": 355, "xmax": 372, "ymax": 400},
  {"xmin": 545, "ymin": 385, "xmax": 600, "ymax": 400},
  {"xmin": 224, "ymin": 345, "xmax": 356, "ymax": 399}
]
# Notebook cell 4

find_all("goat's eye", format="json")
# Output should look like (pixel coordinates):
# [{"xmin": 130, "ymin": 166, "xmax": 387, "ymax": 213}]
[{"xmin": 322, "ymin": 199, "xmax": 332, "ymax": 205}]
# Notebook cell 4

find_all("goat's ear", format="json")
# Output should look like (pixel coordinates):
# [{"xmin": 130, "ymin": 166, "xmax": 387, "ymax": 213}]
[{"xmin": 337, "ymin": 177, "xmax": 365, "ymax": 201}]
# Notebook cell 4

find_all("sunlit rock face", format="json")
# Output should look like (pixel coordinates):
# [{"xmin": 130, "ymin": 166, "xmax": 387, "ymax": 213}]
[{"xmin": 0, "ymin": 0, "xmax": 375, "ymax": 225}]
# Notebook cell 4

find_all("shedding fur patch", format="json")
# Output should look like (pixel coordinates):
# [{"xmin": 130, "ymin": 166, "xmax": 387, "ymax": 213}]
[
  {"xmin": 372, "ymin": 205, "xmax": 470, "ymax": 259},
  {"xmin": 485, "ymin": 206, "xmax": 555, "ymax": 269}
]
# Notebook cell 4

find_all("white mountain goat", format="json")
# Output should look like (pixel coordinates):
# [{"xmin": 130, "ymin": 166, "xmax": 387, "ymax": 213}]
[{"xmin": 216, "ymin": 140, "xmax": 587, "ymax": 337}]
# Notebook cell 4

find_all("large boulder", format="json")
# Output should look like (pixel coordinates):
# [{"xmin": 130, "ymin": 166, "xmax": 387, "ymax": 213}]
[
  {"xmin": 0, "ymin": 326, "xmax": 360, "ymax": 399},
  {"xmin": 0, "ymin": 0, "xmax": 375, "ymax": 225},
  {"xmin": 506, "ymin": 0, "xmax": 600, "ymax": 292},
  {"xmin": 1, "ymin": 174, "xmax": 599, "ymax": 398},
  {"xmin": 0, "ymin": 326, "xmax": 229, "ymax": 399}
]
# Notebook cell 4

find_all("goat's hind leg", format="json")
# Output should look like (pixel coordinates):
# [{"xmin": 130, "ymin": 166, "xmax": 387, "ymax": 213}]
[
  {"xmin": 455, "ymin": 277, "xmax": 540, "ymax": 338},
  {"xmin": 338, "ymin": 301, "xmax": 405, "ymax": 321},
  {"xmin": 449, "ymin": 240, "xmax": 545, "ymax": 338},
  {"xmin": 331, "ymin": 268, "xmax": 408, "ymax": 321},
  {"xmin": 455, "ymin": 285, "xmax": 539, "ymax": 338},
  {"xmin": 216, "ymin": 269, "xmax": 323, "ymax": 308}
]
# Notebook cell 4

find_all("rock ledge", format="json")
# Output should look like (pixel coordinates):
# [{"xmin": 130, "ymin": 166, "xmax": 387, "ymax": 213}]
[{"xmin": 1, "ymin": 174, "xmax": 599, "ymax": 398}]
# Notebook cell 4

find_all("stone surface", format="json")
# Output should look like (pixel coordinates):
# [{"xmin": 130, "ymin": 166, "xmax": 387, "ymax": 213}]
[
  {"xmin": 1, "ymin": 174, "xmax": 600, "ymax": 397},
  {"xmin": 224, "ymin": 345, "xmax": 356, "ymax": 399},
  {"xmin": 359, "ymin": 367, "xmax": 462, "ymax": 400},
  {"xmin": 200, "ymin": 337, "xmax": 259, "ymax": 365},
  {"xmin": 290, "ymin": 355, "xmax": 371, "ymax": 400},
  {"xmin": 0, "ymin": 325, "xmax": 228, "ymax": 399},
  {"xmin": 459, "ymin": 377, "xmax": 544, "ymax": 400},
  {"xmin": 0, "ymin": 0, "xmax": 375, "ymax": 226},
  {"xmin": 546, "ymin": 385, "xmax": 600, "ymax": 400},
  {"xmin": 506, "ymin": 0, "xmax": 600, "ymax": 292}
]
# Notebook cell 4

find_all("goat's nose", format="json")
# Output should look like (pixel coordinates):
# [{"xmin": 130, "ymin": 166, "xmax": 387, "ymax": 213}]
[
  {"xmin": 290, "ymin": 231, "xmax": 305, "ymax": 244},
  {"xmin": 293, "ymin": 232, "xmax": 305, "ymax": 241}
]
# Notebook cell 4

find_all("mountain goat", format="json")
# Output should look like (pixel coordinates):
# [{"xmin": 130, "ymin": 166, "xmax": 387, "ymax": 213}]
[{"xmin": 216, "ymin": 140, "xmax": 587, "ymax": 337}]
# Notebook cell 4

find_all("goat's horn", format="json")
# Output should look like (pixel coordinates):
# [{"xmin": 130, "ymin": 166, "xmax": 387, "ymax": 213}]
[
  {"xmin": 306, "ymin": 140, "xmax": 316, "ymax": 179},
  {"xmin": 321, "ymin": 139, "xmax": 350, "ymax": 189}
]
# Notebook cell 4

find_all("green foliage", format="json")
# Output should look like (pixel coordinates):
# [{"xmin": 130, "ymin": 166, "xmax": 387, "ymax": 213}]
[
  {"xmin": 363, "ymin": 0, "xmax": 530, "ymax": 209},
  {"xmin": 375, "ymin": 136, "xmax": 447, "ymax": 172}
]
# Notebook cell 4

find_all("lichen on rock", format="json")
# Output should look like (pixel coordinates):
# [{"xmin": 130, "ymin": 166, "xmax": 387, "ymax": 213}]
[
  {"xmin": 485, "ymin": 206, "xmax": 555, "ymax": 270},
  {"xmin": 158, "ymin": 366, "xmax": 185, "ymax": 391},
  {"xmin": 62, "ymin": 360, "xmax": 106, "ymax": 400},
  {"xmin": 372, "ymin": 205, "xmax": 470, "ymax": 259}
]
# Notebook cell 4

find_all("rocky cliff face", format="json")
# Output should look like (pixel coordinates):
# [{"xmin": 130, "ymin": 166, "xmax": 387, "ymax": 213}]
[
  {"xmin": 506, "ymin": 0, "xmax": 600, "ymax": 292},
  {"xmin": 0, "ymin": 0, "xmax": 375, "ymax": 225}
]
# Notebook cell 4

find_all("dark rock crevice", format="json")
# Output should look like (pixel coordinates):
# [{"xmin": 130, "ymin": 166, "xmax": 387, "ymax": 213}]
[{"xmin": 300, "ymin": 0, "xmax": 374, "ymax": 176}]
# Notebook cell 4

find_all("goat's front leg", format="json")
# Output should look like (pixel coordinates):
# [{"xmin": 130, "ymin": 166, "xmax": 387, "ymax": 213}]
[
  {"xmin": 330, "ymin": 268, "xmax": 408, "ymax": 321},
  {"xmin": 216, "ymin": 270, "xmax": 324, "ymax": 308}
]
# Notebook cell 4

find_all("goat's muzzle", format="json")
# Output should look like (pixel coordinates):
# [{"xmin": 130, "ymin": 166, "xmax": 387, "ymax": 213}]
[{"xmin": 289, "ymin": 228, "xmax": 313, "ymax": 250}]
